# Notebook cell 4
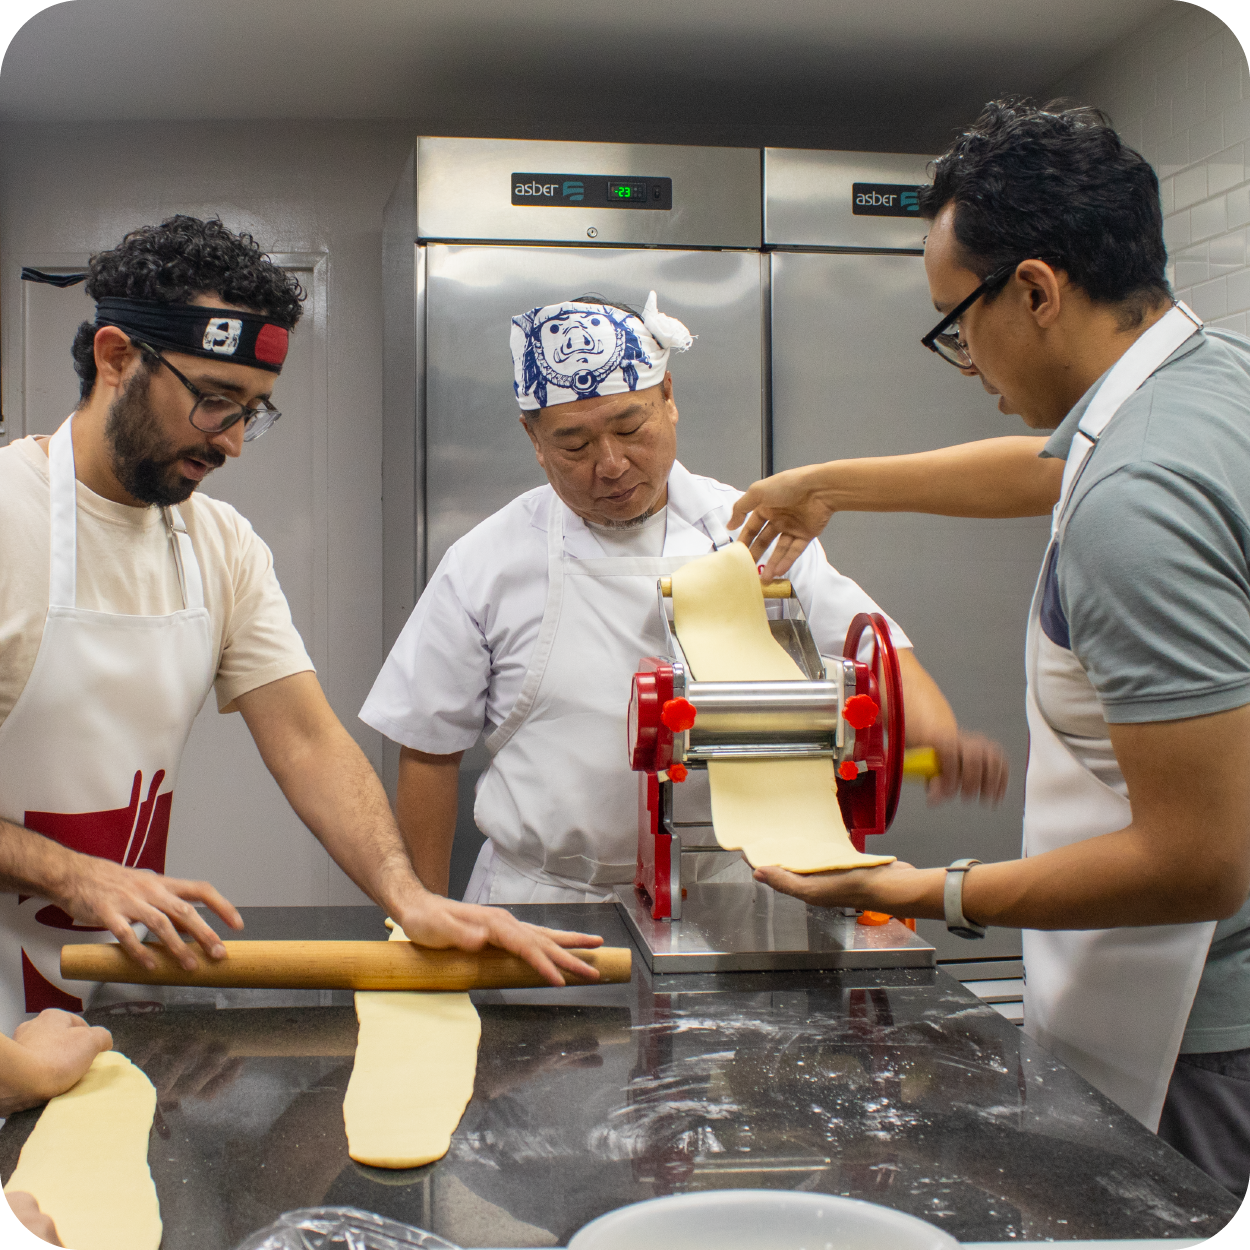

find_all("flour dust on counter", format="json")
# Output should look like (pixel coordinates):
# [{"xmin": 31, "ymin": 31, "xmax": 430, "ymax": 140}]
[
  {"xmin": 671, "ymin": 545, "xmax": 894, "ymax": 872},
  {"xmin": 3, "ymin": 1050, "xmax": 161, "ymax": 1250},
  {"xmin": 342, "ymin": 919, "xmax": 481, "ymax": 1168}
]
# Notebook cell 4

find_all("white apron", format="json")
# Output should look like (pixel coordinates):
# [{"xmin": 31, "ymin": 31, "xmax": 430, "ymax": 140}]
[
  {"xmin": 1021, "ymin": 304, "xmax": 1215, "ymax": 1130},
  {"xmin": 466, "ymin": 488, "xmax": 732, "ymax": 904},
  {"xmin": 0, "ymin": 417, "xmax": 215, "ymax": 1032}
]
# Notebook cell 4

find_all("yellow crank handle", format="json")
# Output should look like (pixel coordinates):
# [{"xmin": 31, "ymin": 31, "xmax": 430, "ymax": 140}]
[{"xmin": 902, "ymin": 746, "xmax": 940, "ymax": 782}]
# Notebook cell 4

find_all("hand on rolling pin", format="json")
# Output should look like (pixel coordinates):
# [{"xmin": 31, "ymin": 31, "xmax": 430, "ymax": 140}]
[
  {"xmin": 729, "ymin": 464, "xmax": 834, "ymax": 582},
  {"xmin": 5, "ymin": 1192, "xmax": 62, "ymax": 1246},
  {"xmin": 56, "ymin": 855, "xmax": 244, "ymax": 972},
  {"xmin": 0, "ymin": 1009, "xmax": 112, "ymax": 1116},
  {"xmin": 389, "ymin": 892, "xmax": 605, "ymax": 988}
]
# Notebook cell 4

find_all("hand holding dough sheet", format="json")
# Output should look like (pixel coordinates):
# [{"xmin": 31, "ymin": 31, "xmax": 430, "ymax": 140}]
[
  {"xmin": 671, "ymin": 544, "xmax": 895, "ymax": 873},
  {"xmin": 4, "ymin": 1051, "xmax": 161, "ymax": 1250},
  {"xmin": 342, "ymin": 921, "xmax": 481, "ymax": 1169}
]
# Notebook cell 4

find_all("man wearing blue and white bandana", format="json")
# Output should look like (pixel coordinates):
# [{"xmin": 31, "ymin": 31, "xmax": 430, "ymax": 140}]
[{"xmin": 362, "ymin": 294, "xmax": 1008, "ymax": 904}]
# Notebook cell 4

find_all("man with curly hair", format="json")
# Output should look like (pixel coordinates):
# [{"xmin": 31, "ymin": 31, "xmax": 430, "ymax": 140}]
[
  {"xmin": 730, "ymin": 100, "xmax": 1250, "ymax": 1194},
  {"xmin": 0, "ymin": 217, "xmax": 602, "ymax": 1032}
]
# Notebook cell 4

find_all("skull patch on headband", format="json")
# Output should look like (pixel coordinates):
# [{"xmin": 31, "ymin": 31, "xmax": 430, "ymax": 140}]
[{"xmin": 510, "ymin": 293, "xmax": 693, "ymax": 411}]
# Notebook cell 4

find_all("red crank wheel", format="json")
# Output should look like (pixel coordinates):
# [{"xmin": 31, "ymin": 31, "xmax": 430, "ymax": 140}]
[{"xmin": 843, "ymin": 611, "xmax": 905, "ymax": 830}]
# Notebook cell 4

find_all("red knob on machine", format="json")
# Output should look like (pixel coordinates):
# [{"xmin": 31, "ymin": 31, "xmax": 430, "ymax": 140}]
[
  {"xmin": 660, "ymin": 698, "xmax": 697, "ymax": 732},
  {"xmin": 842, "ymin": 693, "xmax": 879, "ymax": 731},
  {"xmin": 838, "ymin": 761, "xmax": 859, "ymax": 781},
  {"xmin": 668, "ymin": 763, "xmax": 689, "ymax": 783}
]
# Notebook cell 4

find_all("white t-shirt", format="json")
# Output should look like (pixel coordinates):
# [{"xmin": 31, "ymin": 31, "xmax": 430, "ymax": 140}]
[
  {"xmin": 0, "ymin": 436, "xmax": 313, "ymax": 728},
  {"xmin": 360, "ymin": 460, "xmax": 910, "ymax": 754}
]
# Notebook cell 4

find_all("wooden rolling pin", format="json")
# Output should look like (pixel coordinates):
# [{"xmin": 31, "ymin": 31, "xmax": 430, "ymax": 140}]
[
  {"xmin": 61, "ymin": 940, "xmax": 631, "ymax": 991},
  {"xmin": 659, "ymin": 576, "xmax": 792, "ymax": 599}
]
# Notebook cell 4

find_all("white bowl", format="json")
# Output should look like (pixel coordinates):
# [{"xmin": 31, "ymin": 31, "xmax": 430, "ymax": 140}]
[{"xmin": 567, "ymin": 1189, "xmax": 961, "ymax": 1250}]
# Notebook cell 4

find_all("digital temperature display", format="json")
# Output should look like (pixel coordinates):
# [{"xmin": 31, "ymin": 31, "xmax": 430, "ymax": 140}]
[{"xmin": 511, "ymin": 173, "xmax": 672, "ymax": 210}]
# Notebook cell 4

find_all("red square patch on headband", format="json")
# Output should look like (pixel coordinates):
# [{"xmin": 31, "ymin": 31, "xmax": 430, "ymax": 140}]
[{"xmin": 255, "ymin": 323, "xmax": 289, "ymax": 366}]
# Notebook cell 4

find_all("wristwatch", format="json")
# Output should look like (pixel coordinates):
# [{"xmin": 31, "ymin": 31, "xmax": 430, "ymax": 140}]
[{"xmin": 944, "ymin": 858, "xmax": 986, "ymax": 939}]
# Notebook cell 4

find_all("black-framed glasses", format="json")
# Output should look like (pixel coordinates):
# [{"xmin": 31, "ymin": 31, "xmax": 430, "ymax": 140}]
[
  {"xmin": 136, "ymin": 341, "xmax": 282, "ymax": 442},
  {"xmin": 920, "ymin": 261, "xmax": 1019, "ymax": 369}
]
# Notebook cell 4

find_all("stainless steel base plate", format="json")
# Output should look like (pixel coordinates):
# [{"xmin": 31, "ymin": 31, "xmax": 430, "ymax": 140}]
[{"xmin": 614, "ymin": 881, "xmax": 935, "ymax": 973}]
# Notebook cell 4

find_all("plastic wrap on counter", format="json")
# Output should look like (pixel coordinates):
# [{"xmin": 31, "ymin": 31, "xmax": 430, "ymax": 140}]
[{"xmin": 232, "ymin": 1206, "xmax": 461, "ymax": 1250}]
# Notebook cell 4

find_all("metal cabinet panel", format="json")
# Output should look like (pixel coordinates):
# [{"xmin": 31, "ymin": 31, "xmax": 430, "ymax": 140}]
[
  {"xmin": 770, "ymin": 250, "xmax": 1050, "ymax": 960},
  {"xmin": 764, "ymin": 148, "xmax": 933, "ymax": 251},
  {"xmin": 423, "ymin": 244, "xmax": 766, "ymax": 576},
  {"xmin": 418, "ymin": 137, "xmax": 760, "ymax": 249}
]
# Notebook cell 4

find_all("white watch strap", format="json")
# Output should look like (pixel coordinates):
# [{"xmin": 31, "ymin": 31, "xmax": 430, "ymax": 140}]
[{"xmin": 944, "ymin": 857, "xmax": 986, "ymax": 939}]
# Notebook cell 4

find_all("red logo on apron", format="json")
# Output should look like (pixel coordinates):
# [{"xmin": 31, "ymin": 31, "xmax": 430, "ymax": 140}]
[{"xmin": 20, "ymin": 770, "xmax": 171, "ymax": 1012}]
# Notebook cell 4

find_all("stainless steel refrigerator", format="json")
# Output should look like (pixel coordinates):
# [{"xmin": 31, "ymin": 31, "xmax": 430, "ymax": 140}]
[
  {"xmin": 383, "ymin": 138, "xmax": 1049, "ymax": 971},
  {"xmin": 381, "ymin": 137, "xmax": 768, "ymax": 899}
]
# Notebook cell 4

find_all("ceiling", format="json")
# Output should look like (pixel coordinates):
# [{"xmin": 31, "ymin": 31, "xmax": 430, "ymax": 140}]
[{"xmin": 0, "ymin": 0, "xmax": 1177, "ymax": 150}]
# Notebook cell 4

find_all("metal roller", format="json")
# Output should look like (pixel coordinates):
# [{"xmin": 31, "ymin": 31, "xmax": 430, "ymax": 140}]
[{"xmin": 684, "ymin": 680, "xmax": 841, "ymax": 735}]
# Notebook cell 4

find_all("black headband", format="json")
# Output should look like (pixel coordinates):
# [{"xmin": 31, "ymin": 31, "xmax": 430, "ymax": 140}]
[{"xmin": 20, "ymin": 269, "xmax": 289, "ymax": 373}]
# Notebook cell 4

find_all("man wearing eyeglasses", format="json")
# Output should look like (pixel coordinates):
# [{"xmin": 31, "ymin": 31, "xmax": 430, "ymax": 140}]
[
  {"xmin": 728, "ymin": 99, "xmax": 1250, "ymax": 1196},
  {"xmin": 0, "ymin": 217, "xmax": 603, "ymax": 1034}
]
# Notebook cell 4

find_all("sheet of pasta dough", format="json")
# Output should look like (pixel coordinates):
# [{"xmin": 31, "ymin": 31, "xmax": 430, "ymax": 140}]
[
  {"xmin": 342, "ymin": 922, "xmax": 481, "ymax": 1168},
  {"xmin": 4, "ymin": 1050, "xmax": 161, "ymax": 1250},
  {"xmin": 672, "ymin": 543, "xmax": 895, "ymax": 873}
]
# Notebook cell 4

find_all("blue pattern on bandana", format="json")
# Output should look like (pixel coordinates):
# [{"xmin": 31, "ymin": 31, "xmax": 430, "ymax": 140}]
[{"xmin": 513, "ymin": 304, "xmax": 652, "ymax": 409}]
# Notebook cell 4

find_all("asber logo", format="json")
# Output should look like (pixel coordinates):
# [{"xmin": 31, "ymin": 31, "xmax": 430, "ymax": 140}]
[
  {"xmin": 851, "ymin": 182, "xmax": 924, "ymax": 218},
  {"xmin": 203, "ymin": 318, "xmax": 242, "ymax": 354},
  {"xmin": 514, "ymin": 180, "xmax": 559, "ymax": 198}
]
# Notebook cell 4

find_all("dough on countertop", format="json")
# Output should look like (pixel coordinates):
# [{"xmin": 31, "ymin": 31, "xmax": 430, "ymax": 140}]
[
  {"xmin": 4, "ymin": 1050, "xmax": 161, "ymax": 1250},
  {"xmin": 671, "ymin": 545, "xmax": 895, "ymax": 874},
  {"xmin": 342, "ymin": 921, "xmax": 481, "ymax": 1169}
]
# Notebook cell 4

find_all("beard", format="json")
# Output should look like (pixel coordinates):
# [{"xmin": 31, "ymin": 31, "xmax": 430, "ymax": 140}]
[
  {"xmin": 599, "ymin": 509, "xmax": 656, "ymax": 529},
  {"xmin": 104, "ymin": 368, "xmax": 225, "ymax": 507}
]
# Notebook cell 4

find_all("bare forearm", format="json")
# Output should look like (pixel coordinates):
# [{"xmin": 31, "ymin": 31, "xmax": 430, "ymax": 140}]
[
  {"xmin": 263, "ymin": 723, "xmax": 420, "ymax": 912},
  {"xmin": 802, "ymin": 822, "xmax": 1244, "ymax": 930},
  {"xmin": 896, "ymin": 650, "xmax": 956, "ymax": 748},
  {"xmin": 0, "ymin": 1035, "xmax": 57, "ymax": 1112},
  {"xmin": 0, "ymin": 818, "xmax": 79, "ymax": 901},
  {"xmin": 810, "ymin": 436, "xmax": 1059, "ymax": 518},
  {"xmin": 397, "ymin": 748, "xmax": 463, "ymax": 896}
]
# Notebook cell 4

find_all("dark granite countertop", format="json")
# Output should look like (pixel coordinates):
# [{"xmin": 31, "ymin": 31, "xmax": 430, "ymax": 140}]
[{"xmin": 0, "ymin": 904, "xmax": 1237, "ymax": 1248}]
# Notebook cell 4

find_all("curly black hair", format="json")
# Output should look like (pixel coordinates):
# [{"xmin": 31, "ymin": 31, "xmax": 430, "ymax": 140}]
[
  {"xmin": 72, "ymin": 215, "xmax": 306, "ymax": 401},
  {"xmin": 918, "ymin": 98, "xmax": 1170, "ymax": 326}
]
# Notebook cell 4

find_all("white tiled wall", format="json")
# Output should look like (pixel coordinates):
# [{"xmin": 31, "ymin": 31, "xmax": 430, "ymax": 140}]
[{"xmin": 1050, "ymin": 2, "xmax": 1250, "ymax": 334}]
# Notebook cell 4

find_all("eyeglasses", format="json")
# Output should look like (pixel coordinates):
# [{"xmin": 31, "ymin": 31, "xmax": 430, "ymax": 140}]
[
  {"xmin": 921, "ymin": 261, "xmax": 1019, "ymax": 369},
  {"xmin": 135, "ymin": 341, "xmax": 282, "ymax": 442}
]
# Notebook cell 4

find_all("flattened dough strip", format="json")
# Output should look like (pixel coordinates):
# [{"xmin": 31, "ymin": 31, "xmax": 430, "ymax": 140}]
[
  {"xmin": 670, "ymin": 544, "xmax": 895, "ymax": 873},
  {"xmin": 4, "ymin": 1051, "xmax": 161, "ymax": 1250},
  {"xmin": 343, "ymin": 922, "xmax": 481, "ymax": 1169}
]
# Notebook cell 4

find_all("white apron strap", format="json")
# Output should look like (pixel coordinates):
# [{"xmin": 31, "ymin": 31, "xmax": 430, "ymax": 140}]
[
  {"xmin": 165, "ymin": 507, "xmax": 205, "ymax": 611},
  {"xmin": 48, "ymin": 417, "xmax": 78, "ymax": 609},
  {"xmin": 483, "ymin": 492, "xmax": 567, "ymax": 757},
  {"xmin": 45, "ymin": 414, "xmax": 207, "ymax": 615},
  {"xmin": 1053, "ymin": 302, "xmax": 1202, "ymax": 540},
  {"xmin": 704, "ymin": 507, "xmax": 733, "ymax": 550}
]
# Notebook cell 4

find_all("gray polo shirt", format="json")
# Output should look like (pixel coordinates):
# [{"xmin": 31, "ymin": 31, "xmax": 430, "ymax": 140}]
[{"xmin": 1042, "ymin": 326, "xmax": 1250, "ymax": 1054}]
